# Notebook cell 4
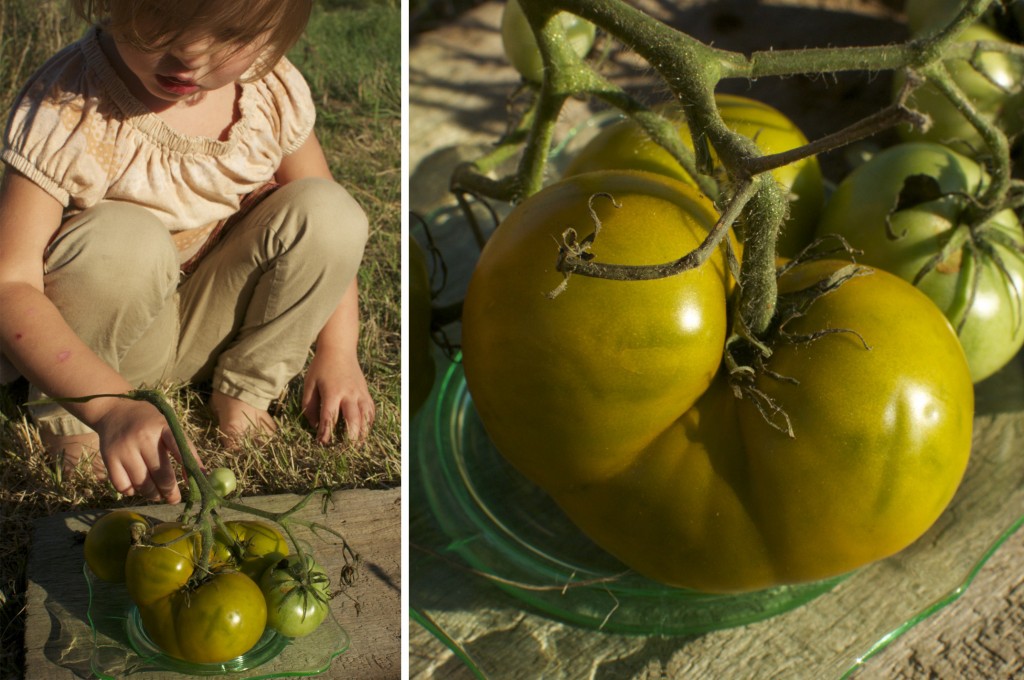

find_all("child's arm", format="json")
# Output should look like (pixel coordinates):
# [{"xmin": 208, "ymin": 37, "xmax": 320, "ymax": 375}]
[
  {"xmin": 276, "ymin": 136, "xmax": 376, "ymax": 442},
  {"xmin": 0, "ymin": 170, "xmax": 195, "ymax": 501}
]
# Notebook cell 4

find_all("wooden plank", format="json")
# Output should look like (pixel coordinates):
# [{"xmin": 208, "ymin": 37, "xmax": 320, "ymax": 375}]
[
  {"xmin": 24, "ymin": 488, "xmax": 400, "ymax": 679},
  {"xmin": 854, "ymin": 528, "xmax": 1024, "ymax": 679},
  {"xmin": 409, "ymin": 397, "xmax": 1024, "ymax": 678}
]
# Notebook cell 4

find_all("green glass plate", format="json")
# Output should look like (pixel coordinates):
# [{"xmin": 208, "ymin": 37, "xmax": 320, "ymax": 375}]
[
  {"xmin": 419, "ymin": 356, "xmax": 847, "ymax": 635},
  {"xmin": 84, "ymin": 564, "xmax": 350, "ymax": 678},
  {"xmin": 411, "ymin": 349, "xmax": 1024, "ymax": 677}
]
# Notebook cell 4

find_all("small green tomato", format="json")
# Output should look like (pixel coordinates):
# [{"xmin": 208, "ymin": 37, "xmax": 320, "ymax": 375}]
[
  {"xmin": 500, "ymin": 0, "xmax": 596, "ymax": 84},
  {"xmin": 208, "ymin": 467, "xmax": 238, "ymax": 497}
]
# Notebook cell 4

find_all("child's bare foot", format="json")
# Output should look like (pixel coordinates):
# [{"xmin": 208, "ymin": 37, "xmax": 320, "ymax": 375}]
[
  {"xmin": 210, "ymin": 391, "xmax": 277, "ymax": 449},
  {"xmin": 40, "ymin": 431, "xmax": 106, "ymax": 480}
]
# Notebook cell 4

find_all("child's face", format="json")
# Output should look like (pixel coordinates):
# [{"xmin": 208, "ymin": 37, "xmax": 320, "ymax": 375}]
[{"xmin": 113, "ymin": 31, "xmax": 268, "ymax": 104}]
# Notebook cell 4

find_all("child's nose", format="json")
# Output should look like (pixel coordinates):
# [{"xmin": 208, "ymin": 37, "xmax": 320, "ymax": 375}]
[{"xmin": 170, "ymin": 39, "xmax": 216, "ymax": 70}]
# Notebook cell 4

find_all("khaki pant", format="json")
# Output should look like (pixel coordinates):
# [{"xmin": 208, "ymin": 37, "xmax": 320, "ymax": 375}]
[{"xmin": 28, "ymin": 177, "xmax": 368, "ymax": 436}]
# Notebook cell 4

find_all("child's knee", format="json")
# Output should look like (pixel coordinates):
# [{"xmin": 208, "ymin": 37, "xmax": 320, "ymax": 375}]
[
  {"xmin": 45, "ymin": 203, "xmax": 179, "ymax": 301},
  {"xmin": 281, "ymin": 177, "xmax": 369, "ymax": 257}
]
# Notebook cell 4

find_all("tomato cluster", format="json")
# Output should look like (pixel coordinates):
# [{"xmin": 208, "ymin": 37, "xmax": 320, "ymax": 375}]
[
  {"xmin": 84, "ymin": 504, "xmax": 332, "ymax": 664},
  {"xmin": 400, "ymin": 0, "xmax": 1024, "ymax": 602},
  {"xmin": 458, "ymin": 8, "xmax": 1024, "ymax": 591}
]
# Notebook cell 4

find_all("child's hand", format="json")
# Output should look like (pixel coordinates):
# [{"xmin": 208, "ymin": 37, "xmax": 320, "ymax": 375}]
[
  {"xmin": 93, "ymin": 400, "xmax": 200, "ymax": 504},
  {"xmin": 301, "ymin": 349, "xmax": 375, "ymax": 444}
]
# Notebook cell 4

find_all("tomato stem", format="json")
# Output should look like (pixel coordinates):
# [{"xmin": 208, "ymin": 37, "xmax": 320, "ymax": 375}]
[
  {"xmin": 921, "ymin": 63, "xmax": 1013, "ymax": 223},
  {"xmin": 550, "ymin": 179, "xmax": 755, "ymax": 288},
  {"xmin": 220, "ymin": 491, "xmax": 360, "ymax": 578},
  {"xmin": 38, "ymin": 390, "xmax": 359, "ymax": 591},
  {"xmin": 453, "ymin": 0, "xmax": 1009, "ymax": 342},
  {"xmin": 743, "ymin": 100, "xmax": 923, "ymax": 177},
  {"xmin": 727, "ymin": 261, "xmax": 873, "ymax": 436}
]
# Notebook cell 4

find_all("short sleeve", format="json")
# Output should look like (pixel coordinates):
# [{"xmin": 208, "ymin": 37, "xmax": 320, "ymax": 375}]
[
  {"xmin": 1, "ymin": 41, "xmax": 117, "ymax": 208},
  {"xmin": 263, "ymin": 57, "xmax": 316, "ymax": 156}
]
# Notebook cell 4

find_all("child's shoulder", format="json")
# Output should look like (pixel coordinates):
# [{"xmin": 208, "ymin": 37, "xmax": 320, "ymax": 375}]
[
  {"xmin": 2, "ymin": 26, "xmax": 123, "ymax": 207},
  {"xmin": 246, "ymin": 56, "xmax": 315, "ymax": 153},
  {"xmin": 251, "ymin": 56, "xmax": 313, "ymax": 108}
]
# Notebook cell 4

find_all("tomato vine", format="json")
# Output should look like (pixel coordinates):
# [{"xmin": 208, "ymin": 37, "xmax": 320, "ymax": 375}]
[
  {"xmin": 46, "ymin": 390, "xmax": 359, "ymax": 592},
  {"xmin": 450, "ymin": 0, "xmax": 1020, "ymax": 340}
]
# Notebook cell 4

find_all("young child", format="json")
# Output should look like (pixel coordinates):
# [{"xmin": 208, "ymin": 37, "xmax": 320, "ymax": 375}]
[{"xmin": 0, "ymin": 0, "xmax": 375, "ymax": 504}]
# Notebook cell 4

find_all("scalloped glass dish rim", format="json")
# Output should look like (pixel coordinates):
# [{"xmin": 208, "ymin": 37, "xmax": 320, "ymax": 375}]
[
  {"xmin": 83, "ymin": 562, "xmax": 351, "ymax": 679},
  {"xmin": 413, "ymin": 352, "xmax": 1024, "ymax": 678}
]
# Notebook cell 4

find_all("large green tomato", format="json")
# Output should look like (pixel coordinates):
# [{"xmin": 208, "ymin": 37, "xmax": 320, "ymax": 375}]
[
  {"xmin": 124, "ymin": 522, "xmax": 196, "ymax": 606},
  {"xmin": 817, "ymin": 142, "xmax": 1024, "ymax": 383},
  {"xmin": 562, "ymin": 259, "xmax": 972, "ymax": 591},
  {"xmin": 139, "ymin": 571, "xmax": 268, "ymax": 664},
  {"xmin": 462, "ymin": 171, "xmax": 974, "ymax": 592},
  {"xmin": 212, "ymin": 520, "xmax": 289, "ymax": 582},
  {"xmin": 501, "ymin": 0, "xmax": 596, "ymax": 84},
  {"xmin": 409, "ymin": 241, "xmax": 435, "ymax": 416},
  {"xmin": 562, "ymin": 94, "xmax": 824, "ymax": 257},
  {"xmin": 84, "ymin": 509, "xmax": 150, "ymax": 583},
  {"xmin": 894, "ymin": 24, "xmax": 1024, "ymax": 155},
  {"xmin": 463, "ymin": 171, "xmax": 732, "ymax": 490},
  {"xmin": 174, "ymin": 572, "xmax": 267, "ymax": 663}
]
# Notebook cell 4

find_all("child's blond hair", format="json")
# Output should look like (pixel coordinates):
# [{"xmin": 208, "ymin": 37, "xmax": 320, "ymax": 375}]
[{"xmin": 71, "ymin": 0, "xmax": 313, "ymax": 79}]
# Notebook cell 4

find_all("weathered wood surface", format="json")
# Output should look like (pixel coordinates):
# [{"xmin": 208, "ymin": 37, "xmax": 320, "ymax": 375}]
[
  {"xmin": 409, "ymin": 2, "xmax": 1024, "ymax": 677},
  {"xmin": 409, "ymin": 366, "xmax": 1024, "ymax": 678},
  {"xmin": 24, "ymin": 488, "xmax": 400, "ymax": 679}
]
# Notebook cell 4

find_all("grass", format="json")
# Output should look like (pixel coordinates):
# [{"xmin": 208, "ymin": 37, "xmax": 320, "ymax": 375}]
[{"xmin": 0, "ymin": 1, "xmax": 402, "ymax": 676}]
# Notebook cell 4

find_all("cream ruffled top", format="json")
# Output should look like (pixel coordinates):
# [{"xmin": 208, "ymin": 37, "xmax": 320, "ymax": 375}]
[{"xmin": 1, "ymin": 25, "xmax": 316, "ymax": 263}]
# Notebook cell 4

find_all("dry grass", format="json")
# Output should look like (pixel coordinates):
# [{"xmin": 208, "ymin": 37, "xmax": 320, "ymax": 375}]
[{"xmin": 0, "ymin": 1, "xmax": 402, "ymax": 676}]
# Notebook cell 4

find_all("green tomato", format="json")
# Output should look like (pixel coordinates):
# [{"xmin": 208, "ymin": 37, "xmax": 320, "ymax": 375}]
[
  {"xmin": 463, "ymin": 170, "xmax": 733, "ymax": 492},
  {"xmin": 167, "ymin": 571, "xmax": 268, "ymax": 664},
  {"xmin": 562, "ymin": 94, "xmax": 824, "ymax": 257},
  {"xmin": 207, "ymin": 467, "xmax": 237, "ymax": 497},
  {"xmin": 462, "ymin": 170, "xmax": 974, "ymax": 592},
  {"xmin": 259, "ymin": 554, "xmax": 331, "ymax": 638},
  {"xmin": 560, "ymin": 261, "xmax": 973, "ymax": 589},
  {"xmin": 894, "ymin": 24, "xmax": 1024, "ymax": 155},
  {"xmin": 84, "ymin": 509, "xmax": 150, "ymax": 583},
  {"xmin": 124, "ymin": 522, "xmax": 195, "ymax": 606},
  {"xmin": 212, "ymin": 520, "xmax": 289, "ymax": 582},
  {"xmin": 817, "ymin": 141, "xmax": 1024, "ymax": 383},
  {"xmin": 501, "ymin": 0, "xmax": 596, "ymax": 84},
  {"xmin": 173, "ymin": 572, "xmax": 267, "ymax": 663}
]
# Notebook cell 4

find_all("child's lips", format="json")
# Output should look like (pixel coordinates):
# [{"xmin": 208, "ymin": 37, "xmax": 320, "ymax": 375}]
[{"xmin": 155, "ymin": 74, "xmax": 200, "ymax": 95}]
